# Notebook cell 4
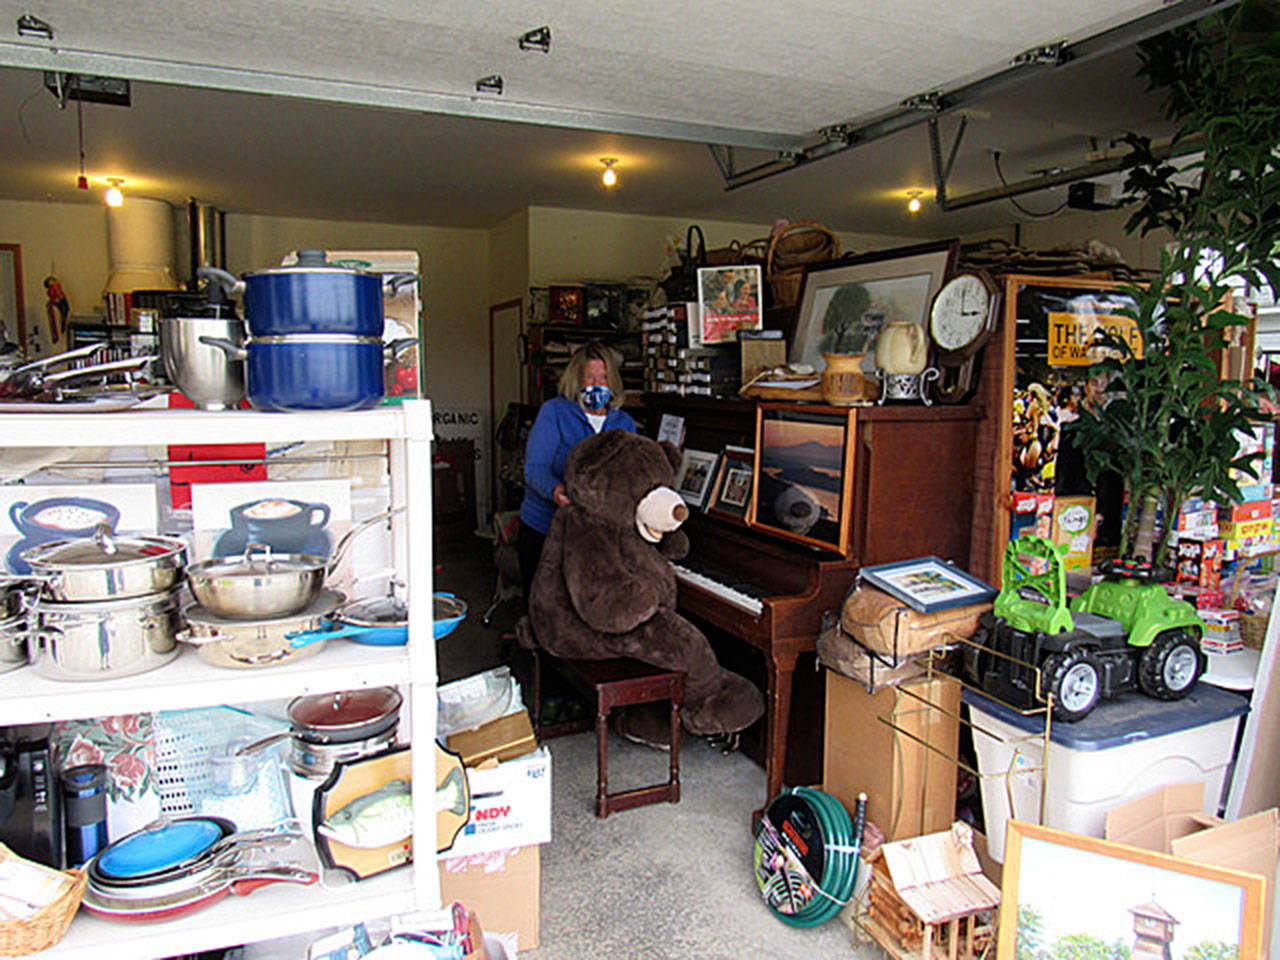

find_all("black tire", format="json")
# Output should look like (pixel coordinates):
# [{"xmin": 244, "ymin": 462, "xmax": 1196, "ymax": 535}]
[
  {"xmin": 1139, "ymin": 630, "xmax": 1203, "ymax": 700},
  {"xmin": 1041, "ymin": 649, "xmax": 1102, "ymax": 722},
  {"xmin": 964, "ymin": 612, "xmax": 996, "ymax": 684}
]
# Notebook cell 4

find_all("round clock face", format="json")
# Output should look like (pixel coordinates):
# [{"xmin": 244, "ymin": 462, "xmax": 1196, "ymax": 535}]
[{"xmin": 930, "ymin": 274, "xmax": 992, "ymax": 353}]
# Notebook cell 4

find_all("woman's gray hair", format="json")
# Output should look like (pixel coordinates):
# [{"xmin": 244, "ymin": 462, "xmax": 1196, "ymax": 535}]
[{"xmin": 558, "ymin": 341, "xmax": 624, "ymax": 408}]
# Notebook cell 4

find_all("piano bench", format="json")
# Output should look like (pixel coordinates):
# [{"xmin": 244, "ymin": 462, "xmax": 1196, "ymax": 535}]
[{"xmin": 532, "ymin": 650, "xmax": 684, "ymax": 818}]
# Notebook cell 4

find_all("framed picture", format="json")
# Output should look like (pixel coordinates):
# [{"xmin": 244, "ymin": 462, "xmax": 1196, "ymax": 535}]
[
  {"xmin": 674, "ymin": 448, "xmax": 719, "ymax": 509},
  {"xmin": 858, "ymin": 556, "xmax": 996, "ymax": 613},
  {"xmin": 750, "ymin": 404, "xmax": 856, "ymax": 554},
  {"xmin": 999, "ymin": 820, "xmax": 1266, "ymax": 960},
  {"xmin": 0, "ymin": 244, "xmax": 24, "ymax": 347},
  {"xmin": 790, "ymin": 240, "xmax": 958, "ymax": 372},
  {"xmin": 697, "ymin": 264, "xmax": 762, "ymax": 344},
  {"xmin": 706, "ymin": 445, "xmax": 754, "ymax": 522}
]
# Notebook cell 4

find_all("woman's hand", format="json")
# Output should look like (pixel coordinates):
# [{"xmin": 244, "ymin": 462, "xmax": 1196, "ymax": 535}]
[{"xmin": 553, "ymin": 483, "xmax": 571, "ymax": 507}]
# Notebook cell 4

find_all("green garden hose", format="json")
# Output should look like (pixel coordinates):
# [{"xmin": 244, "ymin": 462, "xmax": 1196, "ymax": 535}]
[{"xmin": 753, "ymin": 787, "xmax": 868, "ymax": 927}]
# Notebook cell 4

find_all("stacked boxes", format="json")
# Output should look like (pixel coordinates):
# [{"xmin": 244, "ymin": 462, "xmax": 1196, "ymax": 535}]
[{"xmin": 641, "ymin": 303, "xmax": 739, "ymax": 397}]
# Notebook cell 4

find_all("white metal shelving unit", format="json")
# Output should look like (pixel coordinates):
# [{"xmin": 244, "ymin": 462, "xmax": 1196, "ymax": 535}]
[{"xmin": 0, "ymin": 400, "xmax": 438, "ymax": 958}]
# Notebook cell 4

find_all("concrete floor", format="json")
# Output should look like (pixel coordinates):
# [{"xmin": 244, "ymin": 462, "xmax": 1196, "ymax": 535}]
[{"xmin": 435, "ymin": 530, "xmax": 883, "ymax": 960}]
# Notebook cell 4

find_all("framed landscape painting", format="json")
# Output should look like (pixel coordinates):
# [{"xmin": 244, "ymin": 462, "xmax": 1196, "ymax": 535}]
[{"xmin": 999, "ymin": 821, "xmax": 1265, "ymax": 960}]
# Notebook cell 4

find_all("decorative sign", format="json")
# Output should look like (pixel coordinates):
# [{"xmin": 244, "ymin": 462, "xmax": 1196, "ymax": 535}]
[{"xmin": 1047, "ymin": 309, "xmax": 1144, "ymax": 366}]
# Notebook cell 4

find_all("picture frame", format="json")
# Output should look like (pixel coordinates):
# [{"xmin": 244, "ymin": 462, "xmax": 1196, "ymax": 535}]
[
  {"xmin": 0, "ymin": 243, "xmax": 24, "ymax": 348},
  {"xmin": 750, "ymin": 404, "xmax": 856, "ymax": 554},
  {"xmin": 790, "ymin": 240, "xmax": 958, "ymax": 372},
  {"xmin": 858, "ymin": 555, "xmax": 996, "ymax": 613},
  {"xmin": 697, "ymin": 264, "xmax": 762, "ymax": 344},
  {"xmin": 999, "ymin": 820, "xmax": 1266, "ymax": 960},
  {"xmin": 705, "ymin": 445, "xmax": 754, "ymax": 522},
  {"xmin": 674, "ymin": 448, "xmax": 720, "ymax": 509}
]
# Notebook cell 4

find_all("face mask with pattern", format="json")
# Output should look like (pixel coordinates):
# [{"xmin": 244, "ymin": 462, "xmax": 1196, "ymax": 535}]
[{"xmin": 580, "ymin": 384, "xmax": 611, "ymax": 410}]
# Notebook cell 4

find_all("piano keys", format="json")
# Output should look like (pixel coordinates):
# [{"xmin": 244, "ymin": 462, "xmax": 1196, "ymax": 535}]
[{"xmin": 646, "ymin": 395, "xmax": 981, "ymax": 808}]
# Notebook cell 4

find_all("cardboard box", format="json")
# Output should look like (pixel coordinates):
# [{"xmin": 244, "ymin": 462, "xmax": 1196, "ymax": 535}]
[
  {"xmin": 1222, "ymin": 499, "xmax": 1274, "ymax": 524},
  {"xmin": 447, "ymin": 710, "xmax": 538, "ymax": 767},
  {"xmin": 823, "ymin": 671, "xmax": 960, "ymax": 841},
  {"xmin": 1106, "ymin": 782, "xmax": 1279, "ymax": 959},
  {"xmin": 442, "ymin": 747, "xmax": 551, "ymax": 859},
  {"xmin": 1010, "ymin": 492, "xmax": 1054, "ymax": 542},
  {"xmin": 1051, "ymin": 495, "xmax": 1096, "ymax": 570},
  {"xmin": 440, "ymin": 845, "xmax": 540, "ymax": 952}
]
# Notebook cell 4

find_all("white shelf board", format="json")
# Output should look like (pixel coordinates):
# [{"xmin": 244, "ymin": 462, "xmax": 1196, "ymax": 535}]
[
  {"xmin": 0, "ymin": 403, "xmax": 430, "ymax": 448},
  {"xmin": 0, "ymin": 641, "xmax": 417, "ymax": 724},
  {"xmin": 43, "ymin": 867, "xmax": 430, "ymax": 960}
]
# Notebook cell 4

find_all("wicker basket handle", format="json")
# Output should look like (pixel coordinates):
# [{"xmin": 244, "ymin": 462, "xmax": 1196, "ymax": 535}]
[
  {"xmin": 683, "ymin": 224, "xmax": 707, "ymax": 269},
  {"xmin": 765, "ymin": 220, "xmax": 840, "ymax": 274}
]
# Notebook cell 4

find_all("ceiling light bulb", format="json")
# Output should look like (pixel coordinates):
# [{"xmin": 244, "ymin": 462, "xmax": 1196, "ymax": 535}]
[
  {"xmin": 600, "ymin": 157, "xmax": 618, "ymax": 188},
  {"xmin": 104, "ymin": 178, "xmax": 124, "ymax": 207},
  {"xmin": 906, "ymin": 190, "xmax": 923, "ymax": 214}
]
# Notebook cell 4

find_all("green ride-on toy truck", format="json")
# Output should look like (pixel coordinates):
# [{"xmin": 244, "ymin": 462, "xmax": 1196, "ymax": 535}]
[{"xmin": 964, "ymin": 535, "xmax": 1206, "ymax": 722}]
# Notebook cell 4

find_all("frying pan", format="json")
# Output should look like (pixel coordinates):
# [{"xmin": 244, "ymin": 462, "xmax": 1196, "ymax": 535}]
[
  {"xmin": 89, "ymin": 824, "xmax": 301, "ymax": 889},
  {"xmin": 82, "ymin": 863, "xmax": 317, "ymax": 923},
  {"xmin": 287, "ymin": 591, "xmax": 467, "ymax": 648},
  {"xmin": 91, "ymin": 817, "xmax": 235, "ymax": 882}
]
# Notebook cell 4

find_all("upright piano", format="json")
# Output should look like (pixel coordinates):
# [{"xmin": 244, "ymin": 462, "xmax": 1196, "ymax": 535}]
[{"xmin": 644, "ymin": 395, "xmax": 981, "ymax": 805}]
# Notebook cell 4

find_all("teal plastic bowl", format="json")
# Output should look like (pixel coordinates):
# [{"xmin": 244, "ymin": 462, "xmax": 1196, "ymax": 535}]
[{"xmin": 434, "ymin": 593, "xmax": 467, "ymax": 640}]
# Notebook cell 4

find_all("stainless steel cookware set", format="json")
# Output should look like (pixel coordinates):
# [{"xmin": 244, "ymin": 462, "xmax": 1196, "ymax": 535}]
[{"xmin": 4, "ymin": 507, "xmax": 406, "ymax": 681}]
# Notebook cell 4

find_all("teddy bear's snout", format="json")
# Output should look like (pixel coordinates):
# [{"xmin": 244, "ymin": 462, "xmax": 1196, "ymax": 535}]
[{"xmin": 634, "ymin": 486, "xmax": 687, "ymax": 542}]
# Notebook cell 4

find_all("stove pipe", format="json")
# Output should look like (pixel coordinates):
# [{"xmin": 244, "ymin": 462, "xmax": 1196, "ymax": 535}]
[{"xmin": 187, "ymin": 199, "xmax": 227, "ymax": 293}]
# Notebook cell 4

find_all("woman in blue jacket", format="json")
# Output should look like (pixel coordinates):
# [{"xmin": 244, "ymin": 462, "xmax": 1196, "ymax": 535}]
[{"xmin": 518, "ymin": 341, "xmax": 635, "ymax": 593}]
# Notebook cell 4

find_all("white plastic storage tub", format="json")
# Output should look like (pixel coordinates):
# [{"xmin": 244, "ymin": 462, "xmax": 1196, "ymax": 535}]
[{"xmin": 966, "ymin": 684, "xmax": 1248, "ymax": 862}]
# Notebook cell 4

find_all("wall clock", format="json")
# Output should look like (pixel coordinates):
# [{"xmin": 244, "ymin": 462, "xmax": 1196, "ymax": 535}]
[{"xmin": 928, "ymin": 269, "xmax": 1000, "ymax": 403}]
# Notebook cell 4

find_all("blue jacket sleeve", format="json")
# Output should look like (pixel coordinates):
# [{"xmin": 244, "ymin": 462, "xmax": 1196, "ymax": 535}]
[{"xmin": 524, "ymin": 401, "xmax": 563, "ymax": 502}]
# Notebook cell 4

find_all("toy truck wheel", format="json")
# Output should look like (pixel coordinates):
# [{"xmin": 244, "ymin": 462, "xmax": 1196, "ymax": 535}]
[
  {"xmin": 1139, "ymin": 630, "xmax": 1203, "ymax": 700},
  {"xmin": 1042, "ymin": 649, "xmax": 1102, "ymax": 722}
]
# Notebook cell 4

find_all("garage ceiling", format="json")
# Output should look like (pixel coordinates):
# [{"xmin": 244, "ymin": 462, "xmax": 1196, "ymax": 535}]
[{"xmin": 0, "ymin": 1, "xmax": 1212, "ymax": 235}]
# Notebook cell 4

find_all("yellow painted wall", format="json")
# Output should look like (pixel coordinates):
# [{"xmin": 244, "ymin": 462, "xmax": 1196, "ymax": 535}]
[{"xmin": 0, "ymin": 198, "xmax": 112, "ymax": 352}]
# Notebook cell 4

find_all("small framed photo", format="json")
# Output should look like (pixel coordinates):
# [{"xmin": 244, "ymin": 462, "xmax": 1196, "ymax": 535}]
[
  {"xmin": 858, "ymin": 556, "xmax": 996, "ymax": 613},
  {"xmin": 706, "ymin": 445, "xmax": 754, "ymax": 522},
  {"xmin": 750, "ymin": 404, "xmax": 856, "ymax": 554},
  {"xmin": 697, "ymin": 264, "xmax": 763, "ymax": 344},
  {"xmin": 999, "ymin": 820, "xmax": 1266, "ymax": 960},
  {"xmin": 674, "ymin": 448, "xmax": 720, "ymax": 509}
]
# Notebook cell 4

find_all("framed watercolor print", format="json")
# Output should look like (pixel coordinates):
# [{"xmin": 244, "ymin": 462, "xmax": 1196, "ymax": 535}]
[
  {"xmin": 999, "ymin": 820, "xmax": 1266, "ymax": 960},
  {"xmin": 858, "ymin": 556, "xmax": 997, "ymax": 613},
  {"xmin": 790, "ymin": 240, "xmax": 958, "ymax": 372},
  {"xmin": 705, "ymin": 445, "xmax": 754, "ymax": 522},
  {"xmin": 674, "ymin": 448, "xmax": 720, "ymax": 509},
  {"xmin": 697, "ymin": 264, "xmax": 763, "ymax": 344},
  {"xmin": 750, "ymin": 404, "xmax": 856, "ymax": 554}
]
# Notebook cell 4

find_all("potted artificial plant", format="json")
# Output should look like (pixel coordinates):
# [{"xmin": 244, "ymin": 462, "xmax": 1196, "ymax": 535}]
[{"xmin": 1070, "ymin": 2, "xmax": 1280, "ymax": 567}]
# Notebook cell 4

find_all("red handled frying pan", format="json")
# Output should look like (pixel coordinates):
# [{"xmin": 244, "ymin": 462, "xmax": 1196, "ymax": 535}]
[{"xmin": 82, "ymin": 863, "xmax": 317, "ymax": 923}]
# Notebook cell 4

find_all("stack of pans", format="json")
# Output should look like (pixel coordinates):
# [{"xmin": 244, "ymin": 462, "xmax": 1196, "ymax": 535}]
[
  {"xmin": 20, "ymin": 526, "xmax": 188, "ymax": 681},
  {"xmin": 0, "ymin": 581, "xmax": 34, "ymax": 673},
  {"xmin": 81, "ymin": 817, "xmax": 316, "ymax": 923}
]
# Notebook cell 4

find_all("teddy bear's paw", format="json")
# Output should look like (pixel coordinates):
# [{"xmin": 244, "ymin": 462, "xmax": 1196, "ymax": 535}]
[{"xmin": 682, "ymin": 672, "xmax": 765, "ymax": 736}]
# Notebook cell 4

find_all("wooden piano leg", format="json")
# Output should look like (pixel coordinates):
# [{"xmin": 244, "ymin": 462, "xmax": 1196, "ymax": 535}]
[{"xmin": 764, "ymin": 649, "xmax": 799, "ymax": 805}]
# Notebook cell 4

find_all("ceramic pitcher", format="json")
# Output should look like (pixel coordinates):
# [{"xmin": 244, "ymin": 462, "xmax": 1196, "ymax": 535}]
[{"xmin": 875, "ymin": 320, "xmax": 927, "ymax": 375}]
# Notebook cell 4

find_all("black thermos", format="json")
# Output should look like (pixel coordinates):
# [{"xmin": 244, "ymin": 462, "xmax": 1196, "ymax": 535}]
[{"xmin": 60, "ymin": 764, "xmax": 108, "ymax": 868}]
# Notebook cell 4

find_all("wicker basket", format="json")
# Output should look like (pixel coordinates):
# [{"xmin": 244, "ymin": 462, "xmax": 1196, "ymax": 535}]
[
  {"xmin": 1239, "ymin": 611, "xmax": 1269, "ymax": 649},
  {"xmin": 0, "ymin": 845, "xmax": 86, "ymax": 956},
  {"xmin": 765, "ymin": 221, "xmax": 840, "ymax": 308},
  {"xmin": 767, "ymin": 266, "xmax": 806, "ymax": 308}
]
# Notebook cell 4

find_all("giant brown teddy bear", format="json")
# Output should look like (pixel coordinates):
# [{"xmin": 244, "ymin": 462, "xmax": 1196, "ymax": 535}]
[{"xmin": 518, "ymin": 430, "xmax": 764, "ymax": 737}]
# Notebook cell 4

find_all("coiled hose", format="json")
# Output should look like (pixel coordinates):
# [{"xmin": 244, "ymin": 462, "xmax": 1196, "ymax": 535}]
[{"xmin": 753, "ymin": 786, "xmax": 867, "ymax": 927}]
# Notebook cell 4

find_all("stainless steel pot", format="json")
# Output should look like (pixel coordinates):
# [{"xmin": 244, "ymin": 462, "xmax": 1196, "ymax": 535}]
[
  {"xmin": 178, "ymin": 589, "xmax": 344, "ymax": 669},
  {"xmin": 288, "ymin": 725, "xmax": 397, "ymax": 779},
  {"xmin": 158, "ymin": 312, "xmax": 246, "ymax": 410},
  {"xmin": 184, "ymin": 507, "xmax": 401, "ymax": 620},
  {"xmin": 29, "ymin": 588, "xmax": 183, "ymax": 681},
  {"xmin": 0, "ymin": 611, "xmax": 27, "ymax": 673},
  {"xmin": 21, "ymin": 526, "xmax": 187, "ymax": 603}
]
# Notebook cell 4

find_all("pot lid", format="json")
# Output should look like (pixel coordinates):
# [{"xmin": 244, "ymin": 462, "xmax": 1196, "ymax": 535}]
[
  {"xmin": 96, "ymin": 818, "xmax": 228, "ymax": 880},
  {"xmin": 434, "ymin": 593, "xmax": 466, "ymax": 622},
  {"xmin": 23, "ymin": 531, "xmax": 186, "ymax": 568},
  {"xmin": 289, "ymin": 686, "xmax": 402, "ymax": 730},
  {"xmin": 188, "ymin": 549, "xmax": 324, "ymax": 579},
  {"xmin": 339, "ymin": 596, "xmax": 407, "ymax": 628}
]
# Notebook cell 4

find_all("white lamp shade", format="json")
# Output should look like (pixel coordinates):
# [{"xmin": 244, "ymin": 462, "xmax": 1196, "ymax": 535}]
[{"xmin": 104, "ymin": 197, "xmax": 178, "ymax": 294}]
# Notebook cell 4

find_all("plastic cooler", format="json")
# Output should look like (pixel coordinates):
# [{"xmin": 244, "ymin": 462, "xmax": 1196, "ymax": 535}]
[{"xmin": 965, "ymin": 684, "xmax": 1248, "ymax": 862}]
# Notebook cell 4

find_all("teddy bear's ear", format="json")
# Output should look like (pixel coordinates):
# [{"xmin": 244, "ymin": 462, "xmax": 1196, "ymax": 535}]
[{"xmin": 657, "ymin": 440, "xmax": 682, "ymax": 473}]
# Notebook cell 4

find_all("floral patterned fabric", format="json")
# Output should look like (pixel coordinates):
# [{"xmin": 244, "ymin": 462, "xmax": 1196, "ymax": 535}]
[{"xmin": 53, "ymin": 713, "xmax": 155, "ymax": 803}]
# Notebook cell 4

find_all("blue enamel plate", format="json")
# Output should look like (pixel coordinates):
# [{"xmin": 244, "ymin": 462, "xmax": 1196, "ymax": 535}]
[{"xmin": 96, "ymin": 817, "xmax": 230, "ymax": 880}]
